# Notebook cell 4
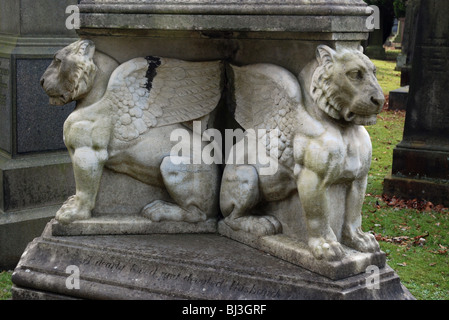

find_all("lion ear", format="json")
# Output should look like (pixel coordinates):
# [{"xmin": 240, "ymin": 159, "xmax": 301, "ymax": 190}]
[
  {"xmin": 76, "ymin": 40, "xmax": 95, "ymax": 59},
  {"xmin": 316, "ymin": 45, "xmax": 336, "ymax": 66},
  {"xmin": 358, "ymin": 44, "xmax": 364, "ymax": 53}
]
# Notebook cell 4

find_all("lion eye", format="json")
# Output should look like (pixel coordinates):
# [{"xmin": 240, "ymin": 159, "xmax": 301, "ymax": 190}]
[{"xmin": 347, "ymin": 70, "xmax": 363, "ymax": 81}]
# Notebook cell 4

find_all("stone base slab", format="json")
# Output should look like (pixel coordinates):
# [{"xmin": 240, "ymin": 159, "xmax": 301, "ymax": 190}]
[
  {"xmin": 384, "ymin": 174, "xmax": 449, "ymax": 207},
  {"xmin": 218, "ymin": 221, "xmax": 386, "ymax": 281},
  {"xmin": 391, "ymin": 147, "xmax": 449, "ymax": 181},
  {"xmin": 0, "ymin": 205, "xmax": 59, "ymax": 270},
  {"xmin": 51, "ymin": 217, "xmax": 217, "ymax": 236},
  {"xmin": 12, "ymin": 221, "xmax": 414, "ymax": 300}
]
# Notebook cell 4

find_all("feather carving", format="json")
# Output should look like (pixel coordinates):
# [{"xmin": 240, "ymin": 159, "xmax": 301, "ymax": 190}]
[{"xmin": 105, "ymin": 56, "xmax": 223, "ymax": 142}]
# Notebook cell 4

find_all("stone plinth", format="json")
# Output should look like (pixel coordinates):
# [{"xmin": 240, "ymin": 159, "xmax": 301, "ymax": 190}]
[
  {"xmin": 11, "ymin": 221, "xmax": 414, "ymax": 300},
  {"xmin": 384, "ymin": 0, "xmax": 449, "ymax": 207}
]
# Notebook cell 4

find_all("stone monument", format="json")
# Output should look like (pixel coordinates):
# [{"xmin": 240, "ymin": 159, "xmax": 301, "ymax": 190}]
[
  {"xmin": 0, "ymin": 0, "xmax": 78, "ymax": 269},
  {"xmin": 396, "ymin": 0, "xmax": 420, "ymax": 87},
  {"xmin": 384, "ymin": 0, "xmax": 449, "ymax": 207},
  {"xmin": 12, "ymin": 0, "xmax": 414, "ymax": 300},
  {"xmin": 388, "ymin": 0, "xmax": 420, "ymax": 111}
]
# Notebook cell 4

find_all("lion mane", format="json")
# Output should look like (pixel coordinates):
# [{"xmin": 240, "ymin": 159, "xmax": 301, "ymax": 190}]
[
  {"xmin": 310, "ymin": 52, "xmax": 345, "ymax": 121},
  {"xmin": 66, "ymin": 41, "xmax": 98, "ymax": 101}
]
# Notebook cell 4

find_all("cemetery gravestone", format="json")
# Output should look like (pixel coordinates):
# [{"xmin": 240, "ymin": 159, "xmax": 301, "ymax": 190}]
[
  {"xmin": 388, "ymin": 0, "xmax": 421, "ymax": 111},
  {"xmin": 384, "ymin": 0, "xmax": 449, "ymax": 207},
  {"xmin": 0, "ymin": 0, "xmax": 78, "ymax": 269}
]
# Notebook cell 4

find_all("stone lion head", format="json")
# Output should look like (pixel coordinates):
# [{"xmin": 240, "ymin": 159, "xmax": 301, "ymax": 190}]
[
  {"xmin": 40, "ymin": 40, "xmax": 97, "ymax": 105},
  {"xmin": 310, "ymin": 45, "xmax": 385, "ymax": 126}
]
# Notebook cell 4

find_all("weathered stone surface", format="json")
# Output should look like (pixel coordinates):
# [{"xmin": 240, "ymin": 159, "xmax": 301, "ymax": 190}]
[
  {"xmin": 77, "ymin": 0, "xmax": 372, "ymax": 40},
  {"xmin": 0, "ymin": 0, "xmax": 78, "ymax": 268},
  {"xmin": 0, "ymin": 0, "xmax": 78, "ymax": 37},
  {"xmin": 12, "ymin": 222, "xmax": 414, "ymax": 300},
  {"xmin": 218, "ymin": 222, "xmax": 386, "ymax": 281},
  {"xmin": 0, "ymin": 153, "xmax": 74, "ymax": 212},
  {"xmin": 0, "ymin": 153, "xmax": 75, "ymax": 269},
  {"xmin": 0, "ymin": 206, "xmax": 60, "ymax": 270},
  {"xmin": 52, "ymin": 217, "xmax": 217, "ymax": 236}
]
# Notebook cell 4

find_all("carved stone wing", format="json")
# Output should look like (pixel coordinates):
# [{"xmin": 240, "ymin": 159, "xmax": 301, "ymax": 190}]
[
  {"xmin": 106, "ymin": 57, "xmax": 223, "ymax": 142},
  {"xmin": 230, "ymin": 64, "xmax": 304, "ymax": 164},
  {"xmin": 231, "ymin": 63, "xmax": 302, "ymax": 132}
]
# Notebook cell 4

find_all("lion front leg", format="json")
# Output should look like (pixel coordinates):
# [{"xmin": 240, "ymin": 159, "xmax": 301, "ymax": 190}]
[
  {"xmin": 57, "ymin": 114, "xmax": 110, "ymax": 224},
  {"xmin": 57, "ymin": 146, "xmax": 108, "ymax": 224},
  {"xmin": 297, "ymin": 167, "xmax": 345, "ymax": 261},
  {"xmin": 341, "ymin": 177, "xmax": 380, "ymax": 253}
]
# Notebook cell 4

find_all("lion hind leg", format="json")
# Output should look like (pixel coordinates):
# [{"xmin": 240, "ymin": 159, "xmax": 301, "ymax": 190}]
[
  {"xmin": 142, "ymin": 156, "xmax": 220, "ymax": 223},
  {"xmin": 220, "ymin": 165, "xmax": 282, "ymax": 236}
]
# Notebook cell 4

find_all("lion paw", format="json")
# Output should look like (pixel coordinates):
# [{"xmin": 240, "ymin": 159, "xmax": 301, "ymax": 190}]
[
  {"xmin": 308, "ymin": 237, "xmax": 346, "ymax": 261},
  {"xmin": 224, "ymin": 215, "xmax": 282, "ymax": 236},
  {"xmin": 56, "ymin": 195, "xmax": 92, "ymax": 224},
  {"xmin": 141, "ymin": 200, "xmax": 206, "ymax": 223},
  {"xmin": 342, "ymin": 228, "xmax": 380, "ymax": 253}
]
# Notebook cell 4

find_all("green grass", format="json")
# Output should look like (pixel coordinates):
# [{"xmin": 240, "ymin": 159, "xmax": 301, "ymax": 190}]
[
  {"xmin": 372, "ymin": 59, "xmax": 402, "ymax": 95},
  {"xmin": 0, "ymin": 271, "xmax": 13, "ymax": 300}
]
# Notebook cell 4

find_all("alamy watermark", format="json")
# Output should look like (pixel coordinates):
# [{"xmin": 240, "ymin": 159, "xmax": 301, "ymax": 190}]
[
  {"xmin": 169, "ymin": 121, "xmax": 279, "ymax": 176},
  {"xmin": 65, "ymin": 265, "xmax": 80, "ymax": 290},
  {"xmin": 66, "ymin": 5, "xmax": 80, "ymax": 30},
  {"xmin": 366, "ymin": 5, "xmax": 381, "ymax": 30},
  {"xmin": 366, "ymin": 265, "xmax": 380, "ymax": 290}
]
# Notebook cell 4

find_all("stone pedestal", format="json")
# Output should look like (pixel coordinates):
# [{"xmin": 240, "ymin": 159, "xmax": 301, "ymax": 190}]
[
  {"xmin": 384, "ymin": 0, "xmax": 449, "ymax": 207},
  {"xmin": 11, "ymin": 221, "xmax": 414, "ymax": 300},
  {"xmin": 0, "ymin": 0, "xmax": 78, "ymax": 269},
  {"xmin": 12, "ymin": 0, "xmax": 413, "ymax": 300}
]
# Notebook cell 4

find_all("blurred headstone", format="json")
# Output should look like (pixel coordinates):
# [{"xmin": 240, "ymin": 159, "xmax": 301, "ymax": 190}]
[{"xmin": 384, "ymin": 0, "xmax": 449, "ymax": 207}]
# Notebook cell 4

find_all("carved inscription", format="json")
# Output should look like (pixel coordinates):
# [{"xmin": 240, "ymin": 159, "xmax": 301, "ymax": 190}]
[{"xmin": 80, "ymin": 255, "xmax": 282, "ymax": 298}]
